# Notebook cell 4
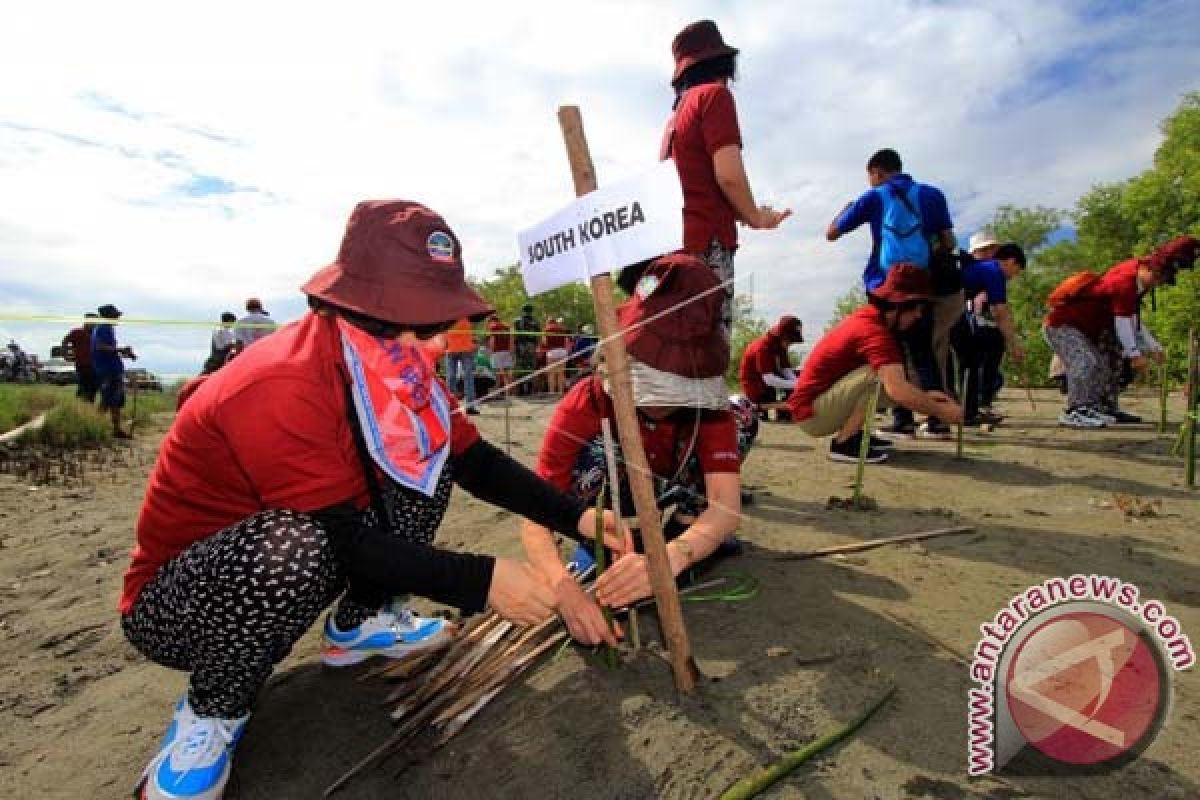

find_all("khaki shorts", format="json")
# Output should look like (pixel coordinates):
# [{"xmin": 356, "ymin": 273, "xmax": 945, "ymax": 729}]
[{"xmin": 796, "ymin": 366, "xmax": 892, "ymax": 438}]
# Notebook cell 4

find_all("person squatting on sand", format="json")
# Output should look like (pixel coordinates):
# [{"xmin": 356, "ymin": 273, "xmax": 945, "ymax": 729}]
[
  {"xmin": 118, "ymin": 200, "xmax": 627, "ymax": 800},
  {"xmin": 786, "ymin": 264, "xmax": 964, "ymax": 464},
  {"xmin": 739, "ymin": 314, "xmax": 804, "ymax": 421},
  {"xmin": 1043, "ymin": 235, "xmax": 1198, "ymax": 429},
  {"xmin": 662, "ymin": 19, "xmax": 791, "ymax": 343},
  {"xmin": 521, "ymin": 255, "xmax": 753, "ymax": 646}
]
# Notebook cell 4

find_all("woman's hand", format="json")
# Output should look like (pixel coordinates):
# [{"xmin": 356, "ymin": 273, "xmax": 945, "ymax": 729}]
[
  {"xmin": 594, "ymin": 542, "xmax": 689, "ymax": 610},
  {"xmin": 553, "ymin": 574, "xmax": 621, "ymax": 646},
  {"xmin": 576, "ymin": 508, "xmax": 633, "ymax": 554},
  {"xmin": 487, "ymin": 558, "xmax": 556, "ymax": 626}
]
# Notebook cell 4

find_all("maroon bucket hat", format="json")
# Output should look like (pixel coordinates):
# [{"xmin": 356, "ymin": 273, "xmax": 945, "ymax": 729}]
[
  {"xmin": 770, "ymin": 315, "xmax": 804, "ymax": 343},
  {"xmin": 1147, "ymin": 235, "xmax": 1199, "ymax": 275},
  {"xmin": 868, "ymin": 263, "xmax": 933, "ymax": 305},
  {"xmin": 302, "ymin": 200, "xmax": 493, "ymax": 327},
  {"xmin": 616, "ymin": 253, "xmax": 728, "ymax": 379},
  {"xmin": 671, "ymin": 20, "xmax": 738, "ymax": 85}
]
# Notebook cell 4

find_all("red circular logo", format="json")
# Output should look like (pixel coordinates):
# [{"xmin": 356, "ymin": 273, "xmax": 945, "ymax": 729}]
[{"xmin": 1005, "ymin": 611, "xmax": 1166, "ymax": 765}]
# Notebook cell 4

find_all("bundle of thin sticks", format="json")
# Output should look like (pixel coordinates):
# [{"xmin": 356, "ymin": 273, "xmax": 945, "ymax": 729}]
[
  {"xmin": 324, "ymin": 607, "xmax": 569, "ymax": 796},
  {"xmin": 324, "ymin": 571, "xmax": 731, "ymax": 797}
]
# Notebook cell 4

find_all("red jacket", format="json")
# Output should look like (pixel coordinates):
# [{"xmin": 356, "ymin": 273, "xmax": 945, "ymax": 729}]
[{"xmin": 739, "ymin": 331, "xmax": 791, "ymax": 402}]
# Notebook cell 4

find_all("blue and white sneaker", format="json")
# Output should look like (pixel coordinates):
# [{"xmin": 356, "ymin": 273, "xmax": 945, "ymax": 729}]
[
  {"xmin": 136, "ymin": 696, "xmax": 249, "ymax": 800},
  {"xmin": 566, "ymin": 543, "xmax": 596, "ymax": 578},
  {"xmin": 321, "ymin": 602, "xmax": 452, "ymax": 667}
]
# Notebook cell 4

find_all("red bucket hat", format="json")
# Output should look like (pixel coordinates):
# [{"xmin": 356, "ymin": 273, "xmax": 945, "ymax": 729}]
[
  {"xmin": 302, "ymin": 200, "xmax": 493, "ymax": 327},
  {"xmin": 616, "ymin": 253, "xmax": 728, "ymax": 379},
  {"xmin": 1147, "ymin": 235, "xmax": 1199, "ymax": 275},
  {"xmin": 770, "ymin": 315, "xmax": 804, "ymax": 343},
  {"xmin": 868, "ymin": 263, "xmax": 933, "ymax": 305},
  {"xmin": 671, "ymin": 20, "xmax": 738, "ymax": 85}
]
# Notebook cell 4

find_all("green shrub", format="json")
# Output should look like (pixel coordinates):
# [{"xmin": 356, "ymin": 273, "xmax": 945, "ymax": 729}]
[
  {"xmin": 0, "ymin": 385, "xmax": 70, "ymax": 432},
  {"xmin": 18, "ymin": 399, "xmax": 112, "ymax": 447}
]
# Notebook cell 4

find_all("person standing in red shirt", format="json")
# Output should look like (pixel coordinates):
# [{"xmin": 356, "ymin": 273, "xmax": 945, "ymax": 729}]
[
  {"xmin": 62, "ymin": 312, "xmax": 100, "ymax": 402},
  {"xmin": 118, "ymin": 200, "xmax": 626, "ymax": 800},
  {"xmin": 738, "ymin": 315, "xmax": 804, "ymax": 419},
  {"xmin": 662, "ymin": 20, "xmax": 791, "ymax": 343},
  {"xmin": 543, "ymin": 316, "xmax": 570, "ymax": 395},
  {"xmin": 1044, "ymin": 235, "xmax": 1197, "ymax": 428},
  {"xmin": 485, "ymin": 313, "xmax": 514, "ymax": 393},
  {"xmin": 788, "ymin": 264, "xmax": 963, "ymax": 464}
]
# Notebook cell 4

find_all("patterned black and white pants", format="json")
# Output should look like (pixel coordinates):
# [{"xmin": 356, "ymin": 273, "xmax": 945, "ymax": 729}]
[
  {"xmin": 1043, "ymin": 325, "xmax": 1118, "ymax": 411},
  {"xmin": 696, "ymin": 238, "xmax": 736, "ymax": 345},
  {"xmin": 121, "ymin": 510, "xmax": 344, "ymax": 718}
]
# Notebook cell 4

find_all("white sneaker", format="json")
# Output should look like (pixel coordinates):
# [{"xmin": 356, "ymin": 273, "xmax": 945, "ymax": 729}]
[
  {"xmin": 1058, "ymin": 408, "xmax": 1105, "ymax": 429},
  {"xmin": 1080, "ymin": 406, "xmax": 1117, "ymax": 425},
  {"xmin": 321, "ymin": 603, "xmax": 453, "ymax": 667},
  {"xmin": 916, "ymin": 421, "xmax": 953, "ymax": 440},
  {"xmin": 137, "ymin": 697, "xmax": 249, "ymax": 800}
]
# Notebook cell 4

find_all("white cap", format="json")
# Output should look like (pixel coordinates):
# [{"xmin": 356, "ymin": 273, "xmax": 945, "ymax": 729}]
[{"xmin": 969, "ymin": 231, "xmax": 999, "ymax": 254}]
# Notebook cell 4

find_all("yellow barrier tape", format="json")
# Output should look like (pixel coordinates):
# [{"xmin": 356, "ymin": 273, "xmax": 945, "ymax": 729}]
[{"xmin": 0, "ymin": 313, "xmax": 591, "ymax": 336}]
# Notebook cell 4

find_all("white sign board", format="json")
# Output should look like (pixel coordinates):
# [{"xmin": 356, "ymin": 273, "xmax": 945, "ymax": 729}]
[{"xmin": 517, "ymin": 160, "xmax": 683, "ymax": 295}]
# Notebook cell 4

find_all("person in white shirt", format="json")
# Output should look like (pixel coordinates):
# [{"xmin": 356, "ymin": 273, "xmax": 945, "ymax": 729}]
[{"xmin": 235, "ymin": 297, "xmax": 277, "ymax": 348}]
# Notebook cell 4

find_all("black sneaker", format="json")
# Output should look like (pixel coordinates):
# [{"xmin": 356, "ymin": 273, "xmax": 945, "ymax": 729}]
[
  {"xmin": 465, "ymin": 407, "xmax": 481, "ymax": 416},
  {"xmin": 868, "ymin": 433, "xmax": 894, "ymax": 450},
  {"xmin": 875, "ymin": 421, "xmax": 915, "ymax": 440},
  {"xmin": 829, "ymin": 436, "xmax": 888, "ymax": 464},
  {"xmin": 1104, "ymin": 408, "xmax": 1143, "ymax": 424}
]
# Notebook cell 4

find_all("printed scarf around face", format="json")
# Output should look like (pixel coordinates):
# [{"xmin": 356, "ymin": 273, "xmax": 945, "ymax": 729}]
[{"xmin": 338, "ymin": 318, "xmax": 451, "ymax": 497}]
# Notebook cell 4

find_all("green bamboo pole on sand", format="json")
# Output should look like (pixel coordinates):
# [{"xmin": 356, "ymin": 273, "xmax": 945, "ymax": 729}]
[
  {"xmin": 717, "ymin": 686, "xmax": 896, "ymax": 800},
  {"xmin": 1159, "ymin": 347, "xmax": 1171, "ymax": 434},
  {"xmin": 600, "ymin": 418, "xmax": 638, "ymax": 650},
  {"xmin": 851, "ymin": 381, "xmax": 883, "ymax": 505},
  {"xmin": 951, "ymin": 350, "xmax": 964, "ymax": 459},
  {"xmin": 1186, "ymin": 330, "xmax": 1197, "ymax": 488}
]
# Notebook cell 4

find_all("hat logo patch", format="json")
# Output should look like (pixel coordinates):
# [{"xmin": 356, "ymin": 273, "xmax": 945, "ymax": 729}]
[
  {"xmin": 635, "ymin": 273, "xmax": 660, "ymax": 299},
  {"xmin": 427, "ymin": 231, "xmax": 455, "ymax": 264}
]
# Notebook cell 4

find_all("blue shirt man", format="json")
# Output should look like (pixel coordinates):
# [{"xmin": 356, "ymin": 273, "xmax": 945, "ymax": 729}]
[
  {"xmin": 90, "ymin": 303, "xmax": 136, "ymax": 437},
  {"xmin": 91, "ymin": 321, "xmax": 124, "ymax": 377},
  {"xmin": 827, "ymin": 167, "xmax": 954, "ymax": 291},
  {"xmin": 825, "ymin": 149, "xmax": 958, "ymax": 436},
  {"xmin": 961, "ymin": 258, "xmax": 1008, "ymax": 307}
]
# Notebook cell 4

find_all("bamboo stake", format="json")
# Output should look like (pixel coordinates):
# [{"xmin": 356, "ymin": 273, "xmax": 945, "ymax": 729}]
[
  {"xmin": 717, "ymin": 686, "xmax": 896, "ymax": 800},
  {"xmin": 771, "ymin": 525, "xmax": 976, "ymax": 561},
  {"xmin": 851, "ymin": 381, "xmax": 882, "ymax": 504},
  {"xmin": 557, "ymin": 105, "xmax": 696, "ymax": 691},
  {"xmin": 600, "ymin": 418, "xmax": 639, "ymax": 650}
]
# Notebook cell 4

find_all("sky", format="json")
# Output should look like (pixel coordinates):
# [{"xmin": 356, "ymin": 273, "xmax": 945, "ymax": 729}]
[{"xmin": 1, "ymin": 0, "xmax": 1198, "ymax": 376}]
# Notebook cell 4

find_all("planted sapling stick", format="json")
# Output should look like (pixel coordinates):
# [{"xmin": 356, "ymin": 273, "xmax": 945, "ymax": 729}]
[
  {"xmin": 851, "ymin": 380, "xmax": 882, "ymax": 505},
  {"xmin": 952, "ymin": 350, "xmax": 964, "ymax": 459},
  {"xmin": 593, "ymin": 480, "xmax": 619, "ymax": 667},
  {"xmin": 600, "ymin": 418, "xmax": 638, "ymax": 650},
  {"xmin": 1159, "ymin": 347, "xmax": 1170, "ymax": 434}
]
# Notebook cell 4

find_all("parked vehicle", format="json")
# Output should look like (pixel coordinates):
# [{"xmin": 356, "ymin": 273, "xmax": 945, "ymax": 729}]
[
  {"xmin": 39, "ymin": 357, "xmax": 78, "ymax": 385},
  {"xmin": 1, "ymin": 341, "xmax": 38, "ymax": 383},
  {"xmin": 125, "ymin": 368, "xmax": 164, "ymax": 392}
]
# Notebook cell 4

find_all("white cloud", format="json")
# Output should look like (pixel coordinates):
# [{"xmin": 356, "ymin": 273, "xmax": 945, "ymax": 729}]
[{"xmin": 1, "ymin": 0, "xmax": 1197, "ymax": 373}]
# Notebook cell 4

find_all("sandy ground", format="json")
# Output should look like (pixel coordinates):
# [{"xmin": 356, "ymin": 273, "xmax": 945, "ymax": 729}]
[{"xmin": 1, "ymin": 387, "xmax": 1197, "ymax": 800}]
